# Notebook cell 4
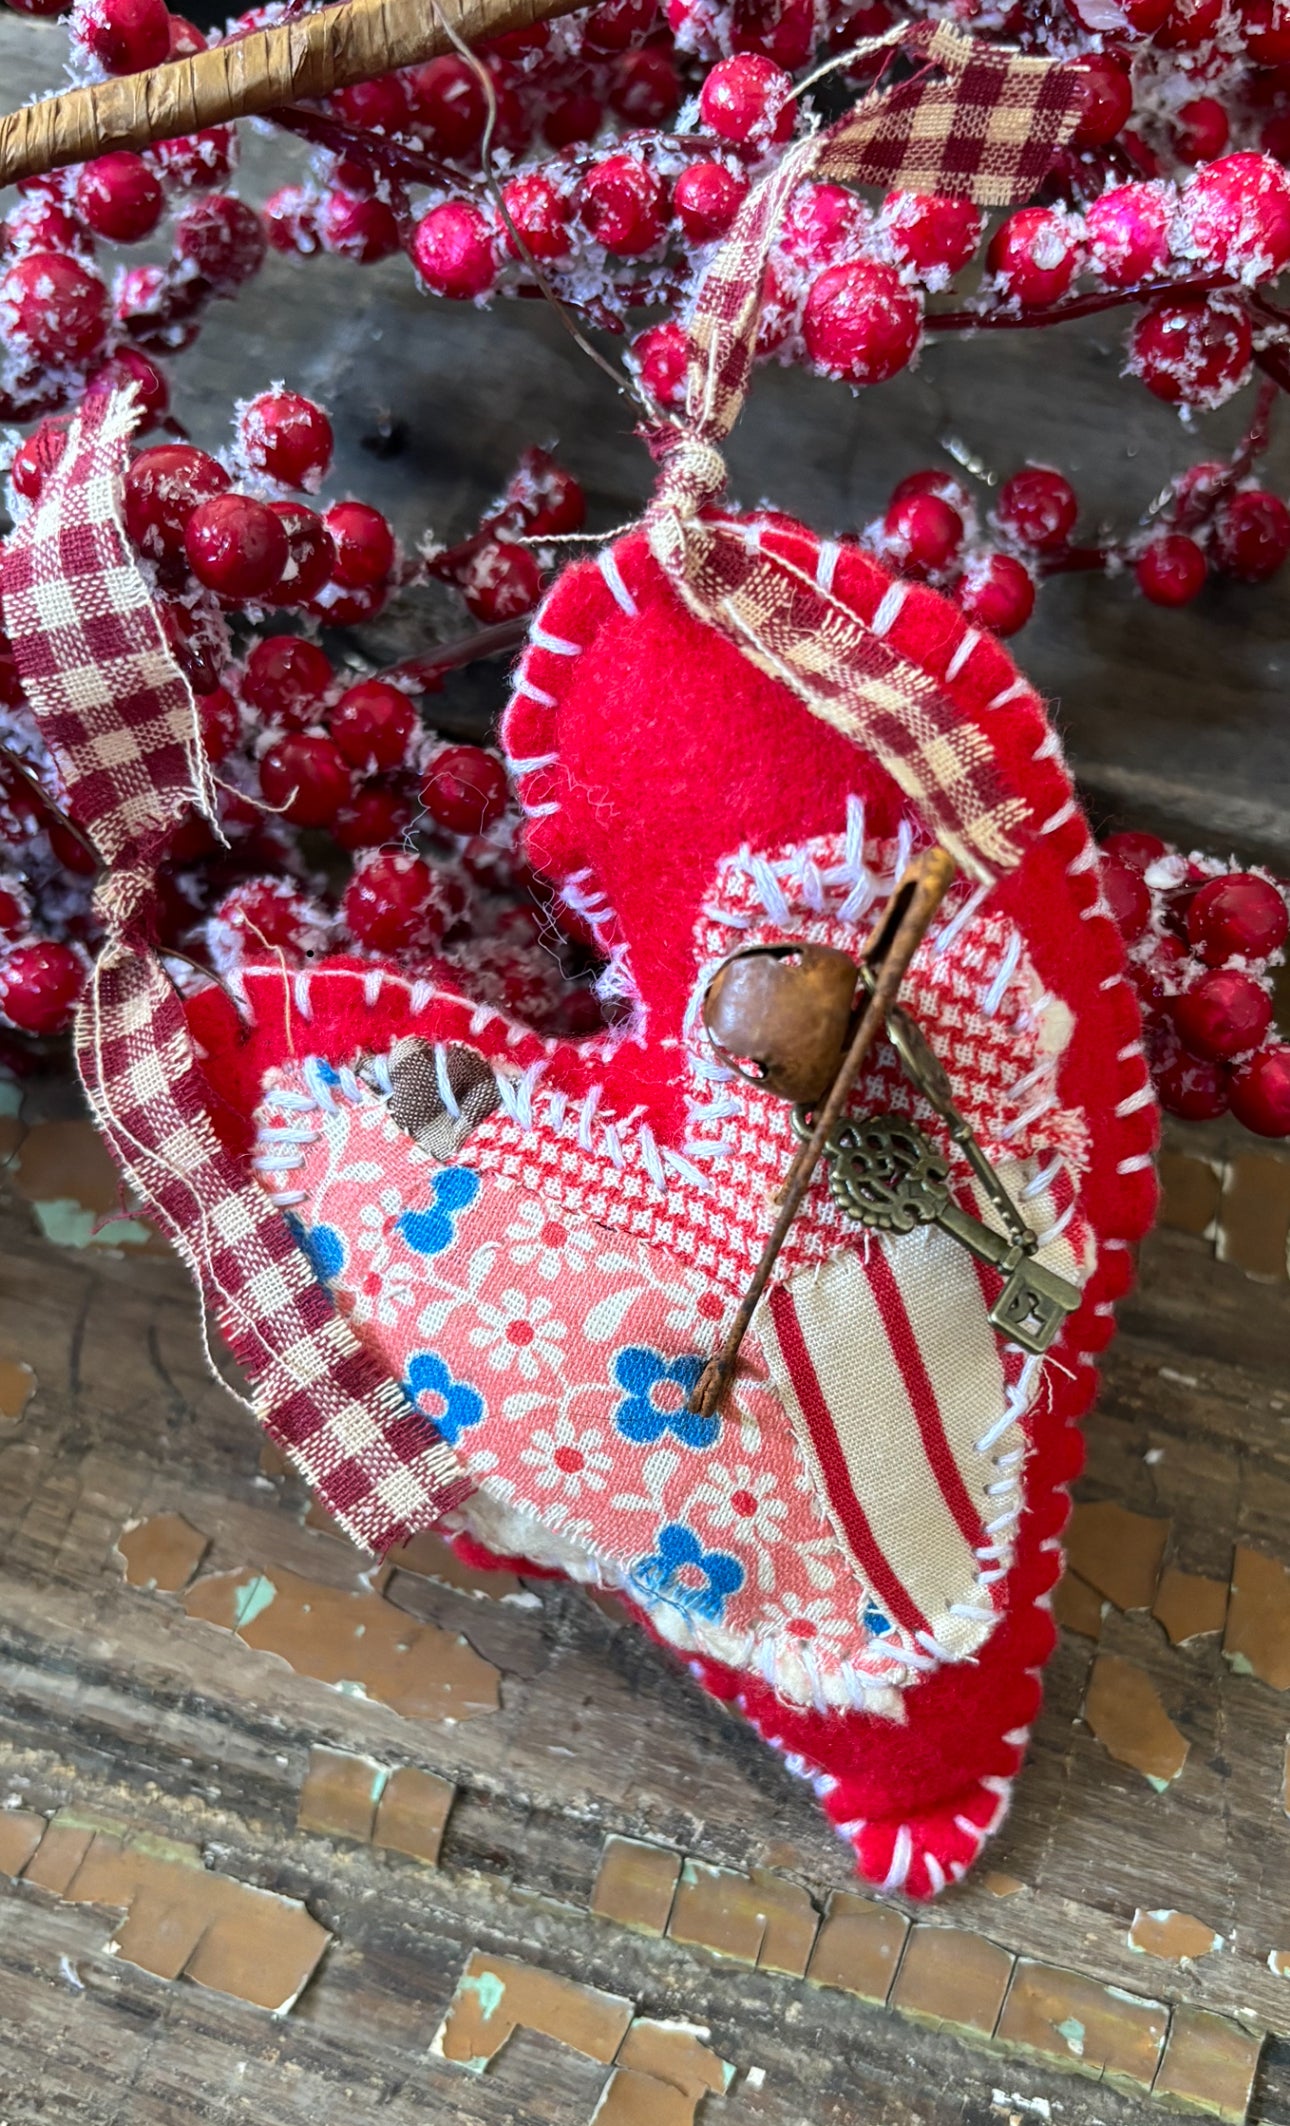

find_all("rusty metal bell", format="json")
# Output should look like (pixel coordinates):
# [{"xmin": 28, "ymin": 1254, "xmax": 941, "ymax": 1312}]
[{"xmin": 701, "ymin": 942, "xmax": 860, "ymax": 1105}]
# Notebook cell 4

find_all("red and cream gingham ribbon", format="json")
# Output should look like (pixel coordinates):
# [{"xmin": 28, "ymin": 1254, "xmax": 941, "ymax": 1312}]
[
  {"xmin": 1, "ymin": 389, "xmax": 472, "ymax": 1549},
  {"xmin": 646, "ymin": 21, "xmax": 1084, "ymax": 882}
]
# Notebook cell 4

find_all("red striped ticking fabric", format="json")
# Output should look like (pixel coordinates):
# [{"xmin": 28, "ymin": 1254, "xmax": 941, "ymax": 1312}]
[{"xmin": 759, "ymin": 1225, "xmax": 1011, "ymax": 1659}]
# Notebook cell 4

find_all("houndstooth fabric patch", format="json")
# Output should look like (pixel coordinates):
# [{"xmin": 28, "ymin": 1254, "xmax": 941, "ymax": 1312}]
[
  {"xmin": 645, "ymin": 23, "xmax": 1082, "ymax": 883},
  {"xmin": 2, "ymin": 389, "xmax": 472, "ymax": 1550}
]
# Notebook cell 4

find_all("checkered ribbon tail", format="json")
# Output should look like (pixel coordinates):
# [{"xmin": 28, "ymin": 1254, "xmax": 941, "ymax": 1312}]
[
  {"xmin": 647, "ymin": 23, "xmax": 1082, "ymax": 882},
  {"xmin": 2, "ymin": 389, "xmax": 472, "ymax": 1550}
]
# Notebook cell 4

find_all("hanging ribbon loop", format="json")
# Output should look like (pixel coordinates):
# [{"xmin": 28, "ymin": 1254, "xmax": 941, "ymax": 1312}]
[{"xmin": 642, "ymin": 22, "xmax": 1083, "ymax": 883}]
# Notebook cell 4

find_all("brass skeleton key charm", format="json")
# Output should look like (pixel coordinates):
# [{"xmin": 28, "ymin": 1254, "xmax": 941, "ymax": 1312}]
[{"xmin": 795, "ymin": 1109, "xmax": 1080, "ymax": 1358}]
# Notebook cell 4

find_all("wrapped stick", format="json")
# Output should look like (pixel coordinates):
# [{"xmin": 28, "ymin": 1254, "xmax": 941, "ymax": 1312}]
[{"xmin": 0, "ymin": 0, "xmax": 586, "ymax": 190}]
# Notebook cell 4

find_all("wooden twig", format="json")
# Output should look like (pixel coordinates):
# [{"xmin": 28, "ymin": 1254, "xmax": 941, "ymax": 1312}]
[
  {"xmin": 687, "ymin": 844, "xmax": 957, "ymax": 1420},
  {"xmin": 0, "ymin": 0, "xmax": 589, "ymax": 191}
]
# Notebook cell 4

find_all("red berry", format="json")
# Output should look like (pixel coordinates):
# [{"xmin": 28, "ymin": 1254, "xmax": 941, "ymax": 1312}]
[
  {"xmin": 986, "ymin": 208, "xmax": 1082, "ymax": 308},
  {"xmin": 209, "ymin": 878, "xmax": 330, "ymax": 966},
  {"xmin": 8, "ymin": 417, "xmax": 69, "ymax": 503},
  {"xmin": 75, "ymin": 0, "xmax": 171, "ymax": 73},
  {"xmin": 674, "ymin": 159, "xmax": 749, "ymax": 242},
  {"xmin": 48, "ymin": 814, "xmax": 97, "ymax": 876},
  {"xmin": 883, "ymin": 492, "xmax": 963, "ymax": 577},
  {"xmin": 1157, "ymin": 0, "xmax": 1222, "ymax": 41},
  {"xmin": 955, "ymin": 551, "xmax": 1035, "ymax": 636},
  {"xmin": 242, "ymin": 636, "xmax": 332, "ymax": 727},
  {"xmin": 324, "ymin": 501, "xmax": 396, "ymax": 589},
  {"xmin": 1174, "ymin": 969, "xmax": 1273, "ymax": 1059},
  {"xmin": 264, "ymin": 186, "xmax": 320, "ymax": 256},
  {"xmin": 406, "ymin": 55, "xmax": 488, "ymax": 158},
  {"xmin": 113, "ymin": 263, "xmax": 204, "ymax": 354},
  {"xmin": 1173, "ymin": 99, "xmax": 1230, "ymax": 166},
  {"xmin": 997, "ymin": 466, "xmax": 1078, "ymax": 551},
  {"xmin": 1068, "ymin": 53, "xmax": 1133, "ymax": 147},
  {"xmin": 1240, "ymin": 0, "xmax": 1290, "ymax": 59},
  {"xmin": 1157, "ymin": 1046, "xmax": 1230, "ymax": 1120},
  {"xmin": 329, "ymin": 679, "xmax": 416, "ymax": 772},
  {"xmin": 305, "ymin": 580, "xmax": 388, "ymax": 627},
  {"xmin": 1229, "ymin": 1042, "xmax": 1290, "ymax": 1135},
  {"xmin": 631, "ymin": 320, "xmax": 688, "ymax": 408},
  {"xmin": 329, "ymin": 73, "xmax": 408, "ymax": 134},
  {"xmin": 343, "ymin": 850, "xmax": 453, "ymax": 952},
  {"xmin": 1188, "ymin": 872, "xmax": 1288, "ymax": 962},
  {"xmin": 238, "ymin": 390, "xmax": 333, "ymax": 491},
  {"xmin": 184, "ymin": 493, "xmax": 289, "ymax": 600},
  {"xmin": 543, "ymin": 92, "xmax": 604, "ymax": 152},
  {"xmin": 0, "ymin": 941, "xmax": 85, "ymax": 1036},
  {"xmin": 499, "ymin": 448, "xmax": 585, "ymax": 537},
  {"xmin": 123, "ymin": 442, "xmax": 230, "ymax": 566},
  {"xmin": 334, "ymin": 780, "xmax": 415, "ymax": 851},
  {"xmin": 1103, "ymin": 829, "xmax": 1169, "ymax": 873},
  {"xmin": 1135, "ymin": 533, "xmax": 1207, "ymax": 606},
  {"xmin": 412, "ymin": 201, "xmax": 498, "ymax": 299},
  {"xmin": 157, "ymin": 594, "xmax": 225, "ymax": 690},
  {"xmin": 882, "ymin": 192, "xmax": 981, "ymax": 282},
  {"xmin": 0, "ymin": 253, "xmax": 108, "ymax": 366},
  {"xmin": 4, "ymin": 194, "xmax": 90, "ymax": 260},
  {"xmin": 0, "ymin": 882, "xmax": 30, "ymax": 939},
  {"xmin": 1085, "ymin": 182, "xmax": 1172, "ymax": 288},
  {"xmin": 610, "ymin": 46, "xmax": 681, "ymax": 125},
  {"xmin": 74, "ymin": 151, "xmax": 163, "ymax": 242},
  {"xmin": 1213, "ymin": 490, "xmax": 1290, "ymax": 581},
  {"xmin": 456, "ymin": 539, "xmax": 542, "ymax": 623},
  {"xmin": 579, "ymin": 155, "xmax": 668, "ymax": 256},
  {"xmin": 1131, "ymin": 294, "xmax": 1253, "ymax": 410},
  {"xmin": 778, "ymin": 181, "xmax": 864, "ymax": 264},
  {"xmin": 167, "ymin": 13, "xmax": 206, "ymax": 54},
  {"xmin": 173, "ymin": 195, "xmax": 266, "ymax": 293},
  {"xmin": 584, "ymin": 0, "xmax": 658, "ymax": 50},
  {"xmin": 699, "ymin": 54, "xmax": 794, "ymax": 152},
  {"xmin": 801, "ymin": 259, "xmax": 920, "ymax": 385},
  {"xmin": 1072, "ymin": 0, "xmax": 1170, "ymax": 30},
  {"xmin": 196, "ymin": 685, "xmax": 241, "ymax": 762},
  {"xmin": 319, "ymin": 191, "xmax": 400, "ymax": 264},
  {"xmin": 1100, "ymin": 854, "xmax": 1152, "ymax": 940},
  {"xmin": 89, "ymin": 345, "xmax": 170, "ymax": 430},
  {"xmin": 500, "ymin": 172, "xmax": 573, "ymax": 262},
  {"xmin": 259, "ymin": 733, "xmax": 352, "ymax": 826},
  {"xmin": 421, "ymin": 744, "xmax": 509, "ymax": 834},
  {"xmin": 268, "ymin": 503, "xmax": 337, "ymax": 604},
  {"xmin": 153, "ymin": 126, "xmax": 236, "ymax": 190},
  {"xmin": 890, "ymin": 467, "xmax": 973, "ymax": 516},
  {"xmin": 1171, "ymin": 458, "xmax": 1230, "ymax": 531}
]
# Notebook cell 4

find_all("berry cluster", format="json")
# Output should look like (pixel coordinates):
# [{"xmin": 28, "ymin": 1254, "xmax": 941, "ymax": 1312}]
[
  {"xmin": 5, "ymin": 0, "xmax": 1290, "ymax": 626},
  {"xmin": 864, "ymin": 435, "xmax": 1290, "ymax": 629},
  {"xmin": 0, "ymin": 390, "xmax": 604, "ymax": 1050},
  {"xmin": 1101, "ymin": 833, "xmax": 1290, "ymax": 1135},
  {"xmin": 2, "ymin": 0, "xmax": 1290, "ymax": 1147}
]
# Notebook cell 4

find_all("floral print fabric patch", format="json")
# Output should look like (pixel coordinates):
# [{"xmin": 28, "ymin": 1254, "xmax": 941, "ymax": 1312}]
[{"xmin": 257, "ymin": 1060, "xmax": 941, "ymax": 1711}]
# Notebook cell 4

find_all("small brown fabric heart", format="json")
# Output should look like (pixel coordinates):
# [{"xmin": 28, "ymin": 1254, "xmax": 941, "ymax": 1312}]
[{"xmin": 386, "ymin": 1038, "xmax": 500, "ymax": 1160}]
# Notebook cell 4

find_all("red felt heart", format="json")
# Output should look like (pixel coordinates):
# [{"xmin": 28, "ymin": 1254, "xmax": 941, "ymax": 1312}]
[{"xmin": 189, "ymin": 511, "xmax": 1157, "ymax": 1898}]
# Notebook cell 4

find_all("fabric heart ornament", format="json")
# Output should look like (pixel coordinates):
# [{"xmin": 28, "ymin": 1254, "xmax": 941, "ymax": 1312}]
[{"xmin": 1, "ymin": 26, "xmax": 1159, "ymax": 1899}]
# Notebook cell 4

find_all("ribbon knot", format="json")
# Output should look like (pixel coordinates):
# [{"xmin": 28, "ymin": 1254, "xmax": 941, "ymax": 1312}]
[{"xmin": 651, "ymin": 431, "xmax": 729, "ymax": 522}]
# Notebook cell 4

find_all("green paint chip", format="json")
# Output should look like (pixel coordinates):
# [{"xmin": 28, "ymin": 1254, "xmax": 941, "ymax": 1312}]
[
  {"xmin": 232, "ymin": 1574, "xmax": 276, "ymax": 1627},
  {"xmin": 32, "ymin": 1199, "xmax": 152, "ymax": 1251},
  {"xmin": 462, "ymin": 1969, "xmax": 507, "ymax": 2021},
  {"xmin": 1056, "ymin": 2016, "xmax": 1086, "ymax": 2056}
]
